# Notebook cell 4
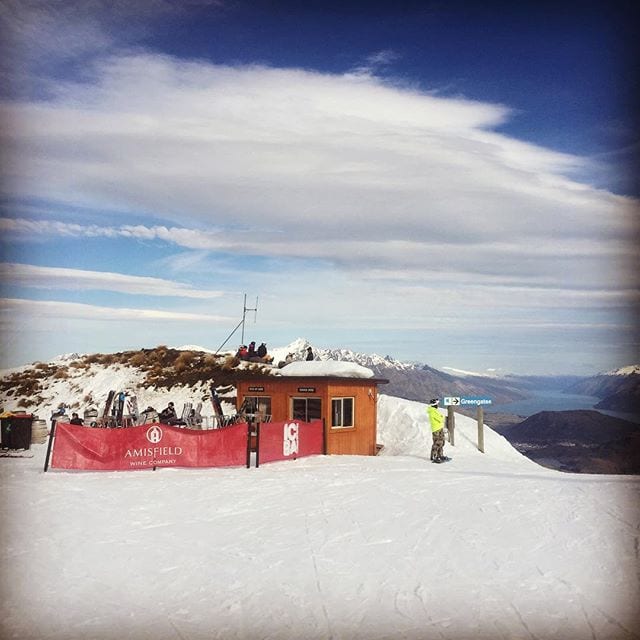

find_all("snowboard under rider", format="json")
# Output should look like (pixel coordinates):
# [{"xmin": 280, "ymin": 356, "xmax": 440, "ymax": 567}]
[{"xmin": 427, "ymin": 398, "xmax": 449, "ymax": 463}]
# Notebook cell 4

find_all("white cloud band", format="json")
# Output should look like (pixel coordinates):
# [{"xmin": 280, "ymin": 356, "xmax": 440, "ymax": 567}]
[{"xmin": 0, "ymin": 262, "xmax": 225, "ymax": 298}]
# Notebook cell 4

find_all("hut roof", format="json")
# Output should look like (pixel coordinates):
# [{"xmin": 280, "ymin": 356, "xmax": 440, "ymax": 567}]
[{"xmin": 277, "ymin": 361, "xmax": 374, "ymax": 379}]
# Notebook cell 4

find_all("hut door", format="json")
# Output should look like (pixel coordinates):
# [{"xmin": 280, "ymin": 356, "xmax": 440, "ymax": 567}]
[{"xmin": 291, "ymin": 397, "xmax": 322, "ymax": 422}]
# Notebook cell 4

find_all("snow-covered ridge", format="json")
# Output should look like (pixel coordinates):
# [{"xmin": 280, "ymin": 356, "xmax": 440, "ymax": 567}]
[
  {"xmin": 603, "ymin": 364, "xmax": 640, "ymax": 376},
  {"xmin": 318, "ymin": 347, "xmax": 418, "ymax": 371},
  {"xmin": 177, "ymin": 344, "xmax": 216, "ymax": 354},
  {"xmin": 215, "ymin": 337, "xmax": 420, "ymax": 373},
  {"xmin": 442, "ymin": 366, "xmax": 500, "ymax": 378}
]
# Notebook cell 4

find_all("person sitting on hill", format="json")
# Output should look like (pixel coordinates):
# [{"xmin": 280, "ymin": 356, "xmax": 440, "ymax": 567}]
[
  {"xmin": 69, "ymin": 412, "xmax": 84, "ymax": 426},
  {"xmin": 257, "ymin": 342, "xmax": 267, "ymax": 358},
  {"xmin": 236, "ymin": 345, "xmax": 248, "ymax": 360},
  {"xmin": 50, "ymin": 403, "xmax": 68, "ymax": 429},
  {"xmin": 247, "ymin": 341, "xmax": 257, "ymax": 358},
  {"xmin": 306, "ymin": 347, "xmax": 314, "ymax": 361}
]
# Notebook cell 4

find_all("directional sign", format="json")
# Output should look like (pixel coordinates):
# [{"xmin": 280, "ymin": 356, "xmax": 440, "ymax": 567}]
[{"xmin": 444, "ymin": 396, "xmax": 492, "ymax": 406}]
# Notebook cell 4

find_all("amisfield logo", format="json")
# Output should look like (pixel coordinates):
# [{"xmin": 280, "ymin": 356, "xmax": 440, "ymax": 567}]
[
  {"xmin": 124, "ymin": 425, "xmax": 183, "ymax": 464},
  {"xmin": 146, "ymin": 425, "xmax": 163, "ymax": 444}
]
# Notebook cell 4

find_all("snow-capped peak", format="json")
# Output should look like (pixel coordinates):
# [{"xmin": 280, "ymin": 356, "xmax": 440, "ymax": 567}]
[
  {"xmin": 177, "ymin": 344, "xmax": 217, "ymax": 354},
  {"xmin": 603, "ymin": 365, "xmax": 640, "ymax": 376},
  {"xmin": 51, "ymin": 352, "xmax": 84, "ymax": 363}
]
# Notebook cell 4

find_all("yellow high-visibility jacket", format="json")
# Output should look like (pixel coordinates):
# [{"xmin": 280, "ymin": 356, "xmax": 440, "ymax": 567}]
[{"xmin": 427, "ymin": 405, "xmax": 445, "ymax": 433}]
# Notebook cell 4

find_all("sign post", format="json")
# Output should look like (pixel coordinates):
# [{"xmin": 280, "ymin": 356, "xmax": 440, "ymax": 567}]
[
  {"xmin": 446, "ymin": 405, "xmax": 455, "ymax": 446},
  {"xmin": 444, "ymin": 396, "xmax": 491, "ymax": 453}
]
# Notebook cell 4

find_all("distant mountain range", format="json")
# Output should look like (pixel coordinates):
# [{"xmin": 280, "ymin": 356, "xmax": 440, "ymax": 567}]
[
  {"xmin": 496, "ymin": 410, "xmax": 640, "ymax": 474},
  {"xmin": 320, "ymin": 347, "xmax": 639, "ymax": 415},
  {"xmin": 564, "ymin": 367, "xmax": 640, "ymax": 412},
  {"xmin": 305, "ymin": 342, "xmax": 526, "ymax": 404}
]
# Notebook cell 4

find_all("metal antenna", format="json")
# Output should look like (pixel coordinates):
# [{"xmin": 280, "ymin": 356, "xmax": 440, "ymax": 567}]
[
  {"xmin": 215, "ymin": 294, "xmax": 259, "ymax": 354},
  {"xmin": 241, "ymin": 294, "xmax": 259, "ymax": 344}
]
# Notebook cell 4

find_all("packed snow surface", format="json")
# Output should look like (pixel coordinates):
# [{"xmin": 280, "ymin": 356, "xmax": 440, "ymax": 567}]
[
  {"xmin": 277, "ymin": 360, "xmax": 375, "ymax": 378},
  {"xmin": 1, "ymin": 395, "xmax": 639, "ymax": 640}
]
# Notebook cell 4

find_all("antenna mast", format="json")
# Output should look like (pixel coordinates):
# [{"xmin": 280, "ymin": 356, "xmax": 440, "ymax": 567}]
[
  {"xmin": 241, "ymin": 294, "xmax": 259, "ymax": 344},
  {"xmin": 215, "ymin": 293, "xmax": 259, "ymax": 354}
]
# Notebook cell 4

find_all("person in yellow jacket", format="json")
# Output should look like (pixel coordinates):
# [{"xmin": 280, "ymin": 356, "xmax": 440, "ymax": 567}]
[{"xmin": 427, "ymin": 398, "xmax": 449, "ymax": 463}]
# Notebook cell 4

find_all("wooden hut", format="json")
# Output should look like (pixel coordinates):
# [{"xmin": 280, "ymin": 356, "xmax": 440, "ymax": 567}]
[{"xmin": 235, "ymin": 361, "xmax": 388, "ymax": 456}]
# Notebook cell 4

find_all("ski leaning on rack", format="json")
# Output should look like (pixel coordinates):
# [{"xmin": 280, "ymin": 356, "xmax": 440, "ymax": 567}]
[
  {"xmin": 102, "ymin": 390, "xmax": 116, "ymax": 420},
  {"xmin": 209, "ymin": 385, "xmax": 226, "ymax": 427}
]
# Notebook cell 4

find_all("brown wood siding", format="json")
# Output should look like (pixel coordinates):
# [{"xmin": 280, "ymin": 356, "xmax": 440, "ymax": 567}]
[
  {"xmin": 236, "ymin": 378, "xmax": 380, "ymax": 456},
  {"xmin": 325, "ymin": 382, "xmax": 377, "ymax": 455}
]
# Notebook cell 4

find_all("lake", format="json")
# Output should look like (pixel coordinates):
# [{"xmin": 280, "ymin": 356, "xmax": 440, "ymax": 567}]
[{"xmin": 488, "ymin": 389, "xmax": 640, "ymax": 424}]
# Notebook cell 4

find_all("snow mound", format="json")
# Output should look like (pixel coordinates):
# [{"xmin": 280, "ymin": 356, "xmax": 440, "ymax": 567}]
[
  {"xmin": 377, "ymin": 394, "xmax": 537, "ymax": 466},
  {"xmin": 278, "ymin": 360, "xmax": 375, "ymax": 378}
]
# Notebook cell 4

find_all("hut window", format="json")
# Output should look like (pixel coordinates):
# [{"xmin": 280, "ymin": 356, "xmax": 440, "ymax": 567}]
[
  {"xmin": 291, "ymin": 397, "xmax": 322, "ymax": 422},
  {"xmin": 331, "ymin": 397, "xmax": 354, "ymax": 428},
  {"xmin": 241, "ymin": 396, "xmax": 272, "ymax": 421}
]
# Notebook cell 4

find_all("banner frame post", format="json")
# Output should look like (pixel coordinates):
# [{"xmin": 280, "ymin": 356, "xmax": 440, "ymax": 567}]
[
  {"xmin": 322, "ymin": 418, "xmax": 327, "ymax": 455},
  {"xmin": 43, "ymin": 421, "xmax": 56, "ymax": 472},
  {"xmin": 248, "ymin": 422, "xmax": 254, "ymax": 468}
]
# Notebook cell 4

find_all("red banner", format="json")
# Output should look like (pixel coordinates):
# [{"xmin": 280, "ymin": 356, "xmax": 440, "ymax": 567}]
[
  {"xmin": 257, "ymin": 419, "xmax": 324, "ymax": 465},
  {"xmin": 50, "ymin": 422, "xmax": 249, "ymax": 471}
]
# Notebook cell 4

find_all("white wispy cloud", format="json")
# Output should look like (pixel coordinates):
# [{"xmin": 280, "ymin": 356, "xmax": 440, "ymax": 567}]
[
  {"xmin": 2, "ymin": 54, "xmax": 635, "ymax": 260},
  {"xmin": 0, "ymin": 298, "xmax": 232, "ymax": 323},
  {"xmin": 1, "ymin": 1, "xmax": 226, "ymax": 82},
  {"xmin": 348, "ymin": 49, "xmax": 401, "ymax": 77},
  {"xmin": 0, "ymin": 263, "xmax": 226, "ymax": 298},
  {"xmin": 2, "ymin": 216, "xmax": 636, "ymax": 293}
]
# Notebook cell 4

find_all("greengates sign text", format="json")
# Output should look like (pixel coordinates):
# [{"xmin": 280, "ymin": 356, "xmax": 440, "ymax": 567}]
[{"xmin": 443, "ymin": 397, "xmax": 492, "ymax": 406}]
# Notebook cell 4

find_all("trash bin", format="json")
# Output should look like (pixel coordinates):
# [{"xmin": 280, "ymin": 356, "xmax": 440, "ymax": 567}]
[
  {"xmin": 31, "ymin": 419, "xmax": 49, "ymax": 445},
  {"xmin": 0, "ymin": 414, "xmax": 34, "ymax": 450}
]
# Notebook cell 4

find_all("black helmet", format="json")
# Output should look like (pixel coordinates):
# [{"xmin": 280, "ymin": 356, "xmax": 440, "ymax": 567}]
[{"xmin": 429, "ymin": 398, "xmax": 439, "ymax": 407}]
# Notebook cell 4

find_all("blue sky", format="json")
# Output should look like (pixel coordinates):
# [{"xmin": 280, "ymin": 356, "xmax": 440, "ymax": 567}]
[{"xmin": 0, "ymin": 0, "xmax": 638, "ymax": 375}]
